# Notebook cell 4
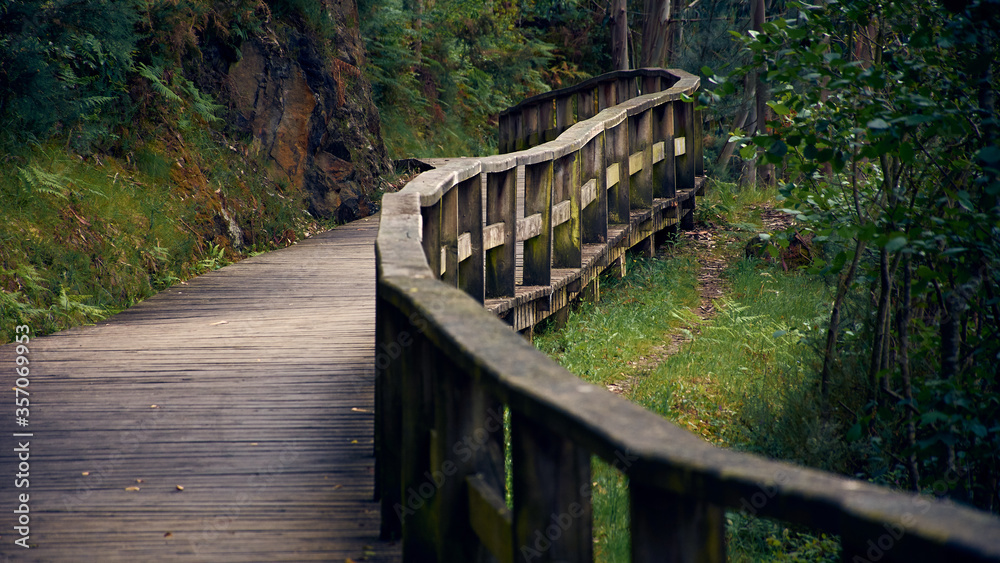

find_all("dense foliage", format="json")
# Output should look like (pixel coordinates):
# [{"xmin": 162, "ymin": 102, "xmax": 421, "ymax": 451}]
[{"xmin": 715, "ymin": 0, "xmax": 1000, "ymax": 511}]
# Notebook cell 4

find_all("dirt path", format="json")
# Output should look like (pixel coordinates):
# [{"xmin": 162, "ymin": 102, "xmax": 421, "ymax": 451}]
[{"xmin": 606, "ymin": 206, "xmax": 796, "ymax": 396}]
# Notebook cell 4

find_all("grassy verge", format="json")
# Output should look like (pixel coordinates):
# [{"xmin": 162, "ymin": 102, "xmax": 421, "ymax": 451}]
[
  {"xmin": 533, "ymin": 182, "xmax": 841, "ymax": 561},
  {"xmin": 0, "ymin": 127, "xmax": 320, "ymax": 343}
]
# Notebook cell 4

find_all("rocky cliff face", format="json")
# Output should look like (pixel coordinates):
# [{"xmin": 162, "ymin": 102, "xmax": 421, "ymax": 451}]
[{"xmin": 201, "ymin": 1, "xmax": 390, "ymax": 223}]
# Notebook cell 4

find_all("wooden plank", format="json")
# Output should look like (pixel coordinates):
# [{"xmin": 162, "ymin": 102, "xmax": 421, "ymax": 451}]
[
  {"xmin": 458, "ymin": 232, "xmax": 473, "ymax": 262},
  {"xmin": 517, "ymin": 213, "xmax": 543, "ymax": 241},
  {"xmin": 606, "ymin": 162, "xmax": 620, "ymax": 188},
  {"xmin": 581, "ymin": 179, "xmax": 597, "ymax": 209},
  {"xmin": 0, "ymin": 216, "xmax": 399, "ymax": 562},
  {"xmin": 674, "ymin": 136, "xmax": 687, "ymax": 156},
  {"xmin": 652, "ymin": 141, "xmax": 665, "ymax": 164},
  {"xmin": 629, "ymin": 151, "xmax": 644, "ymax": 173},
  {"xmin": 483, "ymin": 222, "xmax": 506, "ymax": 251},
  {"xmin": 552, "ymin": 200, "xmax": 572, "ymax": 227},
  {"xmin": 467, "ymin": 475, "xmax": 514, "ymax": 563}
]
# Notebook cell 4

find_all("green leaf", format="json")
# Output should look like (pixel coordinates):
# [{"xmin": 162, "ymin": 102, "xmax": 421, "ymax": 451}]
[
  {"xmin": 767, "ymin": 101, "xmax": 791, "ymax": 116},
  {"xmin": 867, "ymin": 118, "xmax": 890, "ymax": 130},
  {"xmin": 884, "ymin": 235, "xmax": 907, "ymax": 252},
  {"xmin": 767, "ymin": 140, "xmax": 788, "ymax": 157},
  {"xmin": 977, "ymin": 145, "xmax": 1000, "ymax": 164},
  {"xmin": 739, "ymin": 145, "xmax": 757, "ymax": 160}
]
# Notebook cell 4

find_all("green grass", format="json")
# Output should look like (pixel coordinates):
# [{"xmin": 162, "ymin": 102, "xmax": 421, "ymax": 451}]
[
  {"xmin": 0, "ymin": 127, "xmax": 317, "ymax": 343},
  {"xmin": 533, "ymin": 183, "xmax": 843, "ymax": 561}
]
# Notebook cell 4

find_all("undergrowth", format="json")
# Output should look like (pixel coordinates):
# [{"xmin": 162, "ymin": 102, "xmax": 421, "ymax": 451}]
[
  {"xmin": 533, "ymin": 184, "xmax": 842, "ymax": 561},
  {"xmin": 0, "ymin": 130, "xmax": 317, "ymax": 343}
]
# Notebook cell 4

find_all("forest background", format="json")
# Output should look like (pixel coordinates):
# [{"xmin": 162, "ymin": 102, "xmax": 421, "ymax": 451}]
[{"xmin": 1, "ymin": 0, "xmax": 998, "ymax": 524}]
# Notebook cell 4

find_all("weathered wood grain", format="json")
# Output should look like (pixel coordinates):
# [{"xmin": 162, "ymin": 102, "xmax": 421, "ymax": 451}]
[{"xmin": 0, "ymin": 216, "xmax": 399, "ymax": 562}]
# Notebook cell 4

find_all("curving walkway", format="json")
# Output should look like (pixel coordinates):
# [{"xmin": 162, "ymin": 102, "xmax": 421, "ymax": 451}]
[{"xmin": 0, "ymin": 215, "xmax": 399, "ymax": 561}]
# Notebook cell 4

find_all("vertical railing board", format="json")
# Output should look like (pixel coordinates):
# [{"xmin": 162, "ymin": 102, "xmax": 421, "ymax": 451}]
[
  {"xmin": 654, "ymin": 102, "xmax": 677, "ymax": 199},
  {"xmin": 552, "ymin": 152, "xmax": 582, "ymax": 269},
  {"xmin": 486, "ymin": 169, "xmax": 516, "ymax": 299},
  {"xmin": 524, "ymin": 105, "xmax": 541, "ymax": 149},
  {"xmin": 675, "ymin": 101, "xmax": 696, "ymax": 230},
  {"xmin": 676, "ymin": 101, "xmax": 696, "ymax": 193},
  {"xmin": 694, "ymin": 107, "xmax": 705, "ymax": 184},
  {"xmin": 430, "ymin": 351, "xmax": 506, "ymax": 562},
  {"xmin": 606, "ymin": 120, "xmax": 630, "ymax": 224},
  {"xmin": 642, "ymin": 74, "xmax": 661, "ymax": 96},
  {"xmin": 375, "ymin": 299, "xmax": 407, "ymax": 540},
  {"xmin": 442, "ymin": 187, "xmax": 459, "ymax": 287},
  {"xmin": 522, "ymin": 160, "xmax": 553, "ymax": 286},
  {"xmin": 556, "ymin": 96, "xmax": 575, "ymax": 137},
  {"xmin": 630, "ymin": 482, "xmax": 726, "ymax": 563},
  {"xmin": 400, "ymin": 330, "xmax": 440, "ymax": 562},
  {"xmin": 513, "ymin": 111, "xmax": 526, "ymax": 152},
  {"xmin": 540, "ymin": 99, "xmax": 556, "ymax": 143},
  {"xmin": 458, "ymin": 175, "xmax": 485, "ymax": 303},
  {"xmin": 498, "ymin": 113, "xmax": 510, "ymax": 154},
  {"xmin": 578, "ymin": 88, "xmax": 597, "ymax": 120},
  {"xmin": 629, "ymin": 108, "xmax": 654, "ymax": 210},
  {"xmin": 598, "ymin": 81, "xmax": 617, "ymax": 111},
  {"xmin": 511, "ymin": 411, "xmax": 593, "ymax": 562},
  {"xmin": 581, "ymin": 133, "xmax": 608, "ymax": 244},
  {"xmin": 421, "ymin": 202, "xmax": 442, "ymax": 281}
]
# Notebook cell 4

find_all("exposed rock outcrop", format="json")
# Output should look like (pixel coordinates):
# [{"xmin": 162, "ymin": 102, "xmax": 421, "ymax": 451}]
[{"xmin": 200, "ymin": 2, "xmax": 390, "ymax": 222}]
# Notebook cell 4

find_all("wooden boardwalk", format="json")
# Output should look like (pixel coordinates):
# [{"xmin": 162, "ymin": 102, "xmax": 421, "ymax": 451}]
[{"xmin": 0, "ymin": 215, "xmax": 400, "ymax": 561}]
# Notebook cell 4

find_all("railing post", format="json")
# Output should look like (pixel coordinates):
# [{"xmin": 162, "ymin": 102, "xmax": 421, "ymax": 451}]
[
  {"xmin": 522, "ymin": 158, "xmax": 553, "ymax": 286},
  {"xmin": 400, "ymin": 328, "xmax": 440, "ymax": 561},
  {"xmin": 642, "ymin": 73, "xmax": 661, "ymax": 95},
  {"xmin": 654, "ymin": 101, "xmax": 677, "ymax": 200},
  {"xmin": 458, "ymin": 174, "xmax": 484, "ymax": 303},
  {"xmin": 375, "ymin": 295, "xmax": 407, "ymax": 540},
  {"xmin": 630, "ymin": 481, "xmax": 725, "ymax": 563},
  {"xmin": 556, "ymin": 95, "xmax": 575, "ymax": 137},
  {"xmin": 599, "ymin": 81, "xmax": 617, "ymax": 111},
  {"xmin": 675, "ymin": 101, "xmax": 696, "ymax": 229},
  {"xmin": 629, "ymin": 108, "xmax": 654, "ymax": 210},
  {"xmin": 513, "ymin": 110, "xmax": 526, "ymax": 152},
  {"xmin": 511, "ymin": 411, "xmax": 593, "ymax": 562},
  {"xmin": 442, "ymin": 186, "xmax": 459, "ymax": 286},
  {"xmin": 540, "ymin": 99, "xmax": 556, "ymax": 143},
  {"xmin": 552, "ymin": 151, "xmax": 582, "ymax": 268},
  {"xmin": 430, "ymin": 352, "xmax": 507, "ymax": 562},
  {"xmin": 581, "ymin": 133, "xmax": 608, "ymax": 244},
  {"xmin": 485, "ymin": 163, "xmax": 517, "ymax": 299},
  {"xmin": 695, "ymin": 107, "xmax": 705, "ymax": 190},
  {"xmin": 524, "ymin": 105, "xmax": 541, "ymax": 149},
  {"xmin": 422, "ymin": 202, "xmax": 442, "ymax": 280},
  {"xmin": 498, "ymin": 112, "xmax": 509, "ymax": 154},
  {"xmin": 578, "ymin": 87, "xmax": 597, "ymax": 120},
  {"xmin": 605, "ymin": 115, "xmax": 630, "ymax": 224}
]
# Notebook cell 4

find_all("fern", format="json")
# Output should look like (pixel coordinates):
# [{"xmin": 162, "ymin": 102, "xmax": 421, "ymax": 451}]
[
  {"xmin": 17, "ymin": 164, "xmax": 70, "ymax": 199},
  {"xmin": 137, "ymin": 63, "xmax": 182, "ymax": 103}
]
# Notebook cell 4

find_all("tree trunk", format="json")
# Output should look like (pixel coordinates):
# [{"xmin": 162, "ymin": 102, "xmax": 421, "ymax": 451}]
[
  {"xmin": 897, "ymin": 259, "xmax": 919, "ymax": 491},
  {"xmin": 821, "ymin": 237, "xmax": 866, "ymax": 417},
  {"xmin": 611, "ymin": 0, "xmax": 630, "ymax": 71},
  {"xmin": 752, "ymin": 0, "xmax": 774, "ymax": 186}
]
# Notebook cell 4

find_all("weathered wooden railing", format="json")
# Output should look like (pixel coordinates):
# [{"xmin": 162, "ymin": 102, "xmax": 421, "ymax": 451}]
[{"xmin": 374, "ymin": 69, "xmax": 1000, "ymax": 562}]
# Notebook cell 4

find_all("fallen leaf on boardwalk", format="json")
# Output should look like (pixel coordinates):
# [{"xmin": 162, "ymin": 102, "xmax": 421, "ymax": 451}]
[
  {"xmin": 81, "ymin": 472, "xmax": 90, "ymax": 476},
  {"xmin": 125, "ymin": 486, "xmax": 140, "ymax": 492},
  {"xmin": 346, "ymin": 559, "xmax": 356, "ymax": 563},
  {"xmin": 136, "ymin": 479, "xmax": 144, "ymax": 483},
  {"xmin": 164, "ymin": 532, "xmax": 173, "ymax": 538},
  {"xmin": 150, "ymin": 405, "xmax": 159, "ymax": 408},
  {"xmin": 351, "ymin": 407, "xmax": 374, "ymax": 414},
  {"xmin": 350, "ymin": 439, "xmax": 358, "ymax": 444},
  {"xmin": 210, "ymin": 320, "xmax": 228, "ymax": 326},
  {"xmin": 175, "ymin": 485, "xmax": 184, "ymax": 491},
  {"xmin": 333, "ymin": 484, "xmax": 343, "ymax": 490},
  {"xmin": 250, "ymin": 442, "xmax": 258, "ymax": 446}
]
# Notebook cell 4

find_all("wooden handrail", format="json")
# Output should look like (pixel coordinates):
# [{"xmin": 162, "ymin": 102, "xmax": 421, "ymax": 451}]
[{"xmin": 374, "ymin": 69, "xmax": 1000, "ymax": 562}]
